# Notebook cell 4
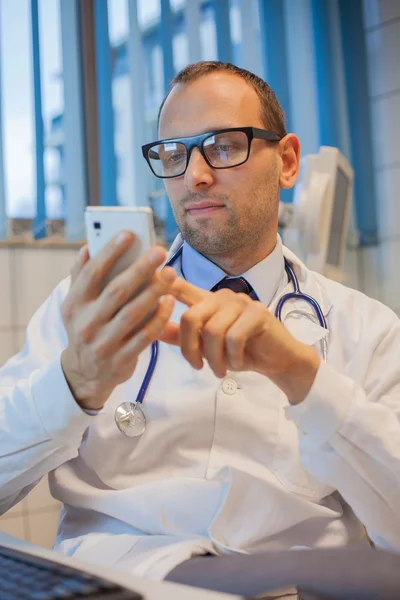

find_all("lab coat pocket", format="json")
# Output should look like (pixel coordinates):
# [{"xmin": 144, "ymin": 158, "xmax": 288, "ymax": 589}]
[{"xmin": 272, "ymin": 407, "xmax": 335, "ymax": 501}]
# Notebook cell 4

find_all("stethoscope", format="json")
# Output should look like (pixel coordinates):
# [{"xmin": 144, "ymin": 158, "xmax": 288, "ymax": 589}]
[{"xmin": 115, "ymin": 245, "xmax": 329, "ymax": 437}]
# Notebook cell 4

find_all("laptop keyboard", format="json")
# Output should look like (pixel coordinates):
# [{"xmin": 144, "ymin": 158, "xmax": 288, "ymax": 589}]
[{"xmin": 0, "ymin": 544, "xmax": 143, "ymax": 599}]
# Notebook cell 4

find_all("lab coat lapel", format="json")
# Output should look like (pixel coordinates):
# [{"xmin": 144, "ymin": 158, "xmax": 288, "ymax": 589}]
[{"xmin": 165, "ymin": 233, "xmax": 184, "ymax": 265}]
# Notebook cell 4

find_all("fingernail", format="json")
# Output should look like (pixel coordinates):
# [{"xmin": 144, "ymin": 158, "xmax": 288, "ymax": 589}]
[
  {"xmin": 149, "ymin": 247, "xmax": 165, "ymax": 264},
  {"xmin": 115, "ymin": 231, "xmax": 130, "ymax": 246}
]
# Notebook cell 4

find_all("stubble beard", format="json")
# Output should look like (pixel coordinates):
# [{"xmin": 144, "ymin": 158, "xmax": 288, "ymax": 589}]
[{"xmin": 173, "ymin": 180, "xmax": 279, "ymax": 261}]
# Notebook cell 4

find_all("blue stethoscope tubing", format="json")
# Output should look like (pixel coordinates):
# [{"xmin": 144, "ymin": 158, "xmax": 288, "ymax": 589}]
[{"xmin": 134, "ymin": 245, "xmax": 328, "ymax": 408}]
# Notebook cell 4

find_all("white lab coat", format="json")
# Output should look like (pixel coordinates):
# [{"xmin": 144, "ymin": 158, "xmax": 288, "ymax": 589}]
[{"xmin": 1, "ymin": 235, "xmax": 400, "ymax": 580}]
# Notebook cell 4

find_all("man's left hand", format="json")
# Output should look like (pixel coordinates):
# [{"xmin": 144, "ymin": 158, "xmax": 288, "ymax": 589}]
[{"xmin": 160, "ymin": 279, "xmax": 321, "ymax": 405}]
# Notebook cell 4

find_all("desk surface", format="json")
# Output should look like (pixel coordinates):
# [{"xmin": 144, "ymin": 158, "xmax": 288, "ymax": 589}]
[{"xmin": 0, "ymin": 532, "xmax": 240, "ymax": 600}]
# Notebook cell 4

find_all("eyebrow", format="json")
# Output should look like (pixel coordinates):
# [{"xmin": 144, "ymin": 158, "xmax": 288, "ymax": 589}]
[{"xmin": 159, "ymin": 126, "xmax": 238, "ymax": 140}]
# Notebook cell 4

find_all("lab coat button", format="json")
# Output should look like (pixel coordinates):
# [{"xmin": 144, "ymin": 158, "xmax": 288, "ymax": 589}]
[{"xmin": 222, "ymin": 378, "xmax": 238, "ymax": 395}]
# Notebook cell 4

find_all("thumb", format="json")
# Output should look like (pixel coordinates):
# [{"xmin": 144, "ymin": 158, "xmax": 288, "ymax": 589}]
[{"xmin": 159, "ymin": 321, "xmax": 180, "ymax": 346}]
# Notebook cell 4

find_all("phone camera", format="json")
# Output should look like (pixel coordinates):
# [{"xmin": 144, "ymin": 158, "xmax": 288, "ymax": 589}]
[{"xmin": 94, "ymin": 222, "xmax": 101, "ymax": 230}]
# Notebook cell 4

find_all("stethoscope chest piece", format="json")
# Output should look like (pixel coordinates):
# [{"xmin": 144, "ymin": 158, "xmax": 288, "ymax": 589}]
[{"xmin": 114, "ymin": 402, "xmax": 146, "ymax": 437}]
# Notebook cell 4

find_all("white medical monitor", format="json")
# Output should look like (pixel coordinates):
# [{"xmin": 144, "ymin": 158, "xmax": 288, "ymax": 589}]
[{"xmin": 289, "ymin": 147, "xmax": 354, "ymax": 281}]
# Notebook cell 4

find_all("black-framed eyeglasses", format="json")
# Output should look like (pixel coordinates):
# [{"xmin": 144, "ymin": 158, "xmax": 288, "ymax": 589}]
[{"xmin": 141, "ymin": 127, "xmax": 282, "ymax": 179}]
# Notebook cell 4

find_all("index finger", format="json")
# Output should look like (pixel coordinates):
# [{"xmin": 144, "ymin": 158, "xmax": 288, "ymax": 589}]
[
  {"xmin": 70, "ymin": 245, "xmax": 90, "ymax": 285},
  {"xmin": 169, "ymin": 277, "xmax": 209, "ymax": 307},
  {"xmin": 73, "ymin": 232, "xmax": 166, "ymax": 303},
  {"xmin": 72, "ymin": 231, "xmax": 135, "ymax": 298}
]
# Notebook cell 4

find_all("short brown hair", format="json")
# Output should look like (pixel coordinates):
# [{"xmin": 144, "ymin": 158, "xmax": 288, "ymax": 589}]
[{"xmin": 157, "ymin": 61, "xmax": 287, "ymax": 138}]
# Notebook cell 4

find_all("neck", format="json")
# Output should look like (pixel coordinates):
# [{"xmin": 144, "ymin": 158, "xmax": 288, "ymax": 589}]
[{"xmin": 204, "ymin": 236, "xmax": 277, "ymax": 276}]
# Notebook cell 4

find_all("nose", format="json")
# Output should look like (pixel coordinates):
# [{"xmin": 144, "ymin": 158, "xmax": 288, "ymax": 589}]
[{"xmin": 184, "ymin": 148, "xmax": 215, "ymax": 190}]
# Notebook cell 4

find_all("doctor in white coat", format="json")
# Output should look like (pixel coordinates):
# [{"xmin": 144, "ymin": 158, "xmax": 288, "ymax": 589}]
[{"xmin": 1, "ymin": 61, "xmax": 400, "ymax": 583}]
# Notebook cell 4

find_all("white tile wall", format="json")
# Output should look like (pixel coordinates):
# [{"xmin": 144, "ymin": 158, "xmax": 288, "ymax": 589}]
[
  {"xmin": 375, "ymin": 167, "xmax": 400, "ymax": 239},
  {"xmin": 0, "ymin": 330, "xmax": 17, "ymax": 367},
  {"xmin": 341, "ymin": 246, "xmax": 361, "ymax": 291},
  {"xmin": 1, "ymin": 246, "xmax": 75, "ymax": 548},
  {"xmin": 0, "ymin": 248, "xmax": 14, "ymax": 328},
  {"xmin": 363, "ymin": 0, "xmax": 400, "ymax": 310},
  {"xmin": 366, "ymin": 20, "xmax": 400, "ymax": 96},
  {"xmin": 12, "ymin": 247, "xmax": 75, "ymax": 328},
  {"xmin": 26, "ymin": 508, "xmax": 60, "ymax": 549},
  {"xmin": 15, "ymin": 327, "xmax": 27, "ymax": 354},
  {"xmin": 377, "ymin": 238, "xmax": 400, "ymax": 310},
  {"xmin": 0, "ymin": 479, "xmax": 60, "ymax": 546},
  {"xmin": 25, "ymin": 476, "xmax": 61, "ymax": 513},
  {"xmin": 370, "ymin": 94, "xmax": 400, "ymax": 168},
  {"xmin": 363, "ymin": 0, "xmax": 400, "ymax": 28},
  {"xmin": 359, "ymin": 245, "xmax": 385, "ymax": 303},
  {"xmin": 0, "ymin": 513, "xmax": 27, "ymax": 539},
  {"xmin": 2, "ymin": 498, "xmax": 28, "ymax": 517}
]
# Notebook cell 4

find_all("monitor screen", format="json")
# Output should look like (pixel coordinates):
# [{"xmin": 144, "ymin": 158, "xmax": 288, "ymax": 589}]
[{"xmin": 326, "ymin": 167, "xmax": 349, "ymax": 267}]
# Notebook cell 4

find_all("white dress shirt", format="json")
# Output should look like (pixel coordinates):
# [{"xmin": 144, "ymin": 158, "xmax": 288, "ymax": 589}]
[{"xmin": 1, "ymin": 235, "xmax": 400, "ymax": 581}]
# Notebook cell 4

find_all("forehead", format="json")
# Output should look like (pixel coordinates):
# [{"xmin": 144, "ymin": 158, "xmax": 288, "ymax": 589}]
[{"xmin": 159, "ymin": 72, "xmax": 263, "ymax": 139}]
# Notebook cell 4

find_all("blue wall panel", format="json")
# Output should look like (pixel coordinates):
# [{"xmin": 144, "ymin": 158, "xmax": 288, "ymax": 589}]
[
  {"xmin": 213, "ymin": 0, "xmax": 232, "ymax": 63},
  {"xmin": 338, "ymin": 0, "xmax": 378, "ymax": 245},
  {"xmin": 160, "ymin": 0, "xmax": 178, "ymax": 243},
  {"xmin": 0, "ymin": 4, "xmax": 6, "ymax": 239},
  {"xmin": 30, "ymin": 0, "xmax": 47, "ymax": 238},
  {"xmin": 258, "ymin": 0, "xmax": 292, "ymax": 203},
  {"xmin": 94, "ymin": 0, "xmax": 118, "ymax": 206},
  {"xmin": 310, "ymin": 0, "xmax": 342, "ymax": 150}
]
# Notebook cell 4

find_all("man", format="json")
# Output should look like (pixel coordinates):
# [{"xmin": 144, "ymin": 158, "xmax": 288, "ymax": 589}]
[{"xmin": 1, "ymin": 62, "xmax": 400, "ymax": 587}]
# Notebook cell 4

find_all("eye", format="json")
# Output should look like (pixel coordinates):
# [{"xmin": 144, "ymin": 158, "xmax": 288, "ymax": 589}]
[
  {"xmin": 166, "ymin": 152, "xmax": 185, "ymax": 164},
  {"xmin": 215, "ymin": 144, "xmax": 233, "ymax": 152}
]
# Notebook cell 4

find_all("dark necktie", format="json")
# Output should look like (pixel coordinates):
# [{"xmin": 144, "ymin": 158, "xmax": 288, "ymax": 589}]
[{"xmin": 212, "ymin": 276, "xmax": 258, "ymax": 300}]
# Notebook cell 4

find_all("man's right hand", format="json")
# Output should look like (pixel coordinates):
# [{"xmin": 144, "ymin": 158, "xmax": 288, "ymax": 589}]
[{"xmin": 60, "ymin": 231, "xmax": 176, "ymax": 411}]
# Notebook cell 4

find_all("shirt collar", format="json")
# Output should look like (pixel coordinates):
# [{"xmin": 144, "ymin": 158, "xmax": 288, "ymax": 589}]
[{"xmin": 181, "ymin": 235, "xmax": 286, "ymax": 307}]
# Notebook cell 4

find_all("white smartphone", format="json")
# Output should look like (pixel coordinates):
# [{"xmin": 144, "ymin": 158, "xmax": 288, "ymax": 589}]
[{"xmin": 84, "ymin": 206, "xmax": 156, "ymax": 286}]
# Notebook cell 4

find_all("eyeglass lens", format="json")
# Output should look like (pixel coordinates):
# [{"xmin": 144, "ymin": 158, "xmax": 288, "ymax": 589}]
[{"xmin": 148, "ymin": 130, "xmax": 249, "ymax": 177}]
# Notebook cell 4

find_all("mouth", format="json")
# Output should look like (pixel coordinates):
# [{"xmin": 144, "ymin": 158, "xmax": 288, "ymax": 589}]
[{"xmin": 186, "ymin": 202, "xmax": 225, "ymax": 216}]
